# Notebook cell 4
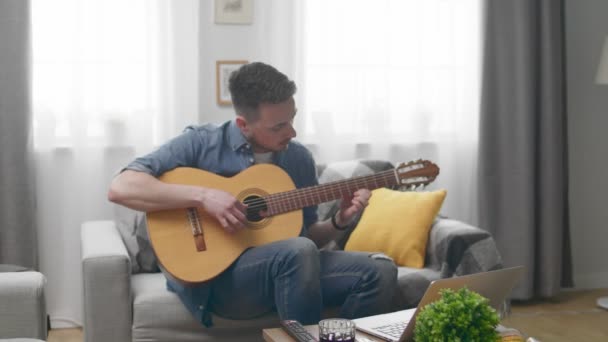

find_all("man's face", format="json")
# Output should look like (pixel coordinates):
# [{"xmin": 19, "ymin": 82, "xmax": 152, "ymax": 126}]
[{"xmin": 237, "ymin": 97, "xmax": 297, "ymax": 153}]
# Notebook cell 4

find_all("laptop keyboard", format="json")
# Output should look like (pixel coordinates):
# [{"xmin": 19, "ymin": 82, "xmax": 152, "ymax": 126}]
[{"xmin": 373, "ymin": 320, "xmax": 409, "ymax": 339}]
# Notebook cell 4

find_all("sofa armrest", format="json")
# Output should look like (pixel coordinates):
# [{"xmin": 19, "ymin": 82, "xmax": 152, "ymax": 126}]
[
  {"xmin": 425, "ymin": 218, "xmax": 503, "ymax": 277},
  {"xmin": 81, "ymin": 220, "xmax": 132, "ymax": 342},
  {"xmin": 0, "ymin": 271, "xmax": 47, "ymax": 339}
]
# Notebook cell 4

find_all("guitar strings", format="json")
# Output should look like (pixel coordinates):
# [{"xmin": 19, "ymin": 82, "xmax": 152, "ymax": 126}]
[
  {"xmin": 280, "ymin": 166, "xmax": 433, "ymax": 204},
  {"xmin": 244, "ymin": 170, "xmax": 433, "ymax": 214},
  {"xmin": 242, "ymin": 170, "xmax": 400, "ymax": 213},
  {"xmin": 245, "ymin": 170, "xmax": 398, "ymax": 209},
  {"xmin": 241, "ymin": 171, "xmax": 394, "ymax": 210}
]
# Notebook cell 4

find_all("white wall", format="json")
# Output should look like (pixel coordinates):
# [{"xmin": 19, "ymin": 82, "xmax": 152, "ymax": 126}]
[
  {"xmin": 565, "ymin": 0, "xmax": 608, "ymax": 289},
  {"xmin": 197, "ymin": 0, "xmax": 296, "ymax": 124}
]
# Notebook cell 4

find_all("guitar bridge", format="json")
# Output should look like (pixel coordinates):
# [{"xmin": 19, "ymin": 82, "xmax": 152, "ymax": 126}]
[{"xmin": 187, "ymin": 208, "xmax": 206, "ymax": 252}]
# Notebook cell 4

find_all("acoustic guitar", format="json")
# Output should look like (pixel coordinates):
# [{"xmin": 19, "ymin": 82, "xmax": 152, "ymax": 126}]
[{"xmin": 146, "ymin": 160, "xmax": 439, "ymax": 284}]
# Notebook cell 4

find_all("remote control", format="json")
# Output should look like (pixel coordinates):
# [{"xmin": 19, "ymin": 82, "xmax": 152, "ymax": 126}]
[{"xmin": 280, "ymin": 319, "xmax": 318, "ymax": 342}]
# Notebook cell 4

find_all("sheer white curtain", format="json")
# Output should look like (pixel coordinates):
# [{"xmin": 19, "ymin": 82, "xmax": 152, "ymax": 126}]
[
  {"xmin": 31, "ymin": 0, "xmax": 199, "ymax": 327},
  {"xmin": 295, "ymin": 0, "xmax": 481, "ymax": 223}
]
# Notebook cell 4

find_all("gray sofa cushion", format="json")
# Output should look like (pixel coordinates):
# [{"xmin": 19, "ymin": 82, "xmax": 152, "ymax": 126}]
[
  {"xmin": 131, "ymin": 273, "xmax": 278, "ymax": 342},
  {"xmin": 395, "ymin": 267, "xmax": 441, "ymax": 308}
]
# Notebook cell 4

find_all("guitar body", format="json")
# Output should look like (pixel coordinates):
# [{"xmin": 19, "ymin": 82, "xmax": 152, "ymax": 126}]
[{"xmin": 146, "ymin": 164, "xmax": 303, "ymax": 285}]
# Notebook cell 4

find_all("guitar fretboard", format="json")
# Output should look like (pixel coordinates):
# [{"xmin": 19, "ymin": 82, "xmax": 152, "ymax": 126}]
[{"xmin": 263, "ymin": 169, "xmax": 398, "ymax": 216}]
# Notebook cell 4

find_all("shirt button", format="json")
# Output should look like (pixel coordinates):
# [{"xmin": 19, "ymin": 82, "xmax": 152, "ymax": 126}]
[
  {"xmin": 198, "ymin": 305, "xmax": 204, "ymax": 310},
  {"xmin": 249, "ymin": 158, "xmax": 254, "ymax": 163}
]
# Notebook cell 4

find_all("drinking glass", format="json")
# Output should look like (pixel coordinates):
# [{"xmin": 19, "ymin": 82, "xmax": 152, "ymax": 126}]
[
  {"xmin": 318, "ymin": 318, "xmax": 356, "ymax": 342},
  {"xmin": 498, "ymin": 299, "xmax": 512, "ymax": 320}
]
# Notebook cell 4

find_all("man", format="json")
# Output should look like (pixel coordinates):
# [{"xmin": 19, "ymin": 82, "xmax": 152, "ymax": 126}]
[{"xmin": 108, "ymin": 62, "xmax": 397, "ymax": 326}]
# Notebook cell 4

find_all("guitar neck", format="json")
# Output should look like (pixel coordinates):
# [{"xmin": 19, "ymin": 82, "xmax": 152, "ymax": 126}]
[{"xmin": 264, "ymin": 169, "xmax": 398, "ymax": 216}]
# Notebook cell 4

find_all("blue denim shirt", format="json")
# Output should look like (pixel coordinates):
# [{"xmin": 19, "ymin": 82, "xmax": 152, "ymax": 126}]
[{"xmin": 125, "ymin": 120, "xmax": 319, "ymax": 326}]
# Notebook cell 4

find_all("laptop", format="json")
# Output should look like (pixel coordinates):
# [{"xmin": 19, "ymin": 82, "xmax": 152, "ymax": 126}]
[{"xmin": 353, "ymin": 266, "xmax": 524, "ymax": 342}]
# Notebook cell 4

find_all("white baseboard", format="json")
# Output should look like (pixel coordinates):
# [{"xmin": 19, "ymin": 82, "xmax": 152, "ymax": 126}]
[{"xmin": 573, "ymin": 270, "xmax": 608, "ymax": 289}]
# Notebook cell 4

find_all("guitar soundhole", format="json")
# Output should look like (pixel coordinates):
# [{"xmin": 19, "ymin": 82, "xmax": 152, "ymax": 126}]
[{"xmin": 243, "ymin": 195, "xmax": 267, "ymax": 223}]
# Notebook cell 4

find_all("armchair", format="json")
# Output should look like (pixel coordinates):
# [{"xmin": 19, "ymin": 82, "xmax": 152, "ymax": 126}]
[{"xmin": 0, "ymin": 266, "xmax": 47, "ymax": 341}]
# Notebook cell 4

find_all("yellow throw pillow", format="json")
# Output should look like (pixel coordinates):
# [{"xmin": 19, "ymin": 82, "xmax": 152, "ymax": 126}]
[{"xmin": 344, "ymin": 188, "xmax": 447, "ymax": 268}]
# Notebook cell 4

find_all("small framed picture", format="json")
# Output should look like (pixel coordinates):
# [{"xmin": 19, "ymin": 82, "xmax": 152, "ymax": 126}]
[
  {"xmin": 216, "ymin": 60, "xmax": 247, "ymax": 106},
  {"xmin": 214, "ymin": 0, "xmax": 253, "ymax": 25}
]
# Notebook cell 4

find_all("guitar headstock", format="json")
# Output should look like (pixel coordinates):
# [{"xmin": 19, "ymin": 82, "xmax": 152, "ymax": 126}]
[{"xmin": 394, "ymin": 159, "xmax": 440, "ymax": 188}]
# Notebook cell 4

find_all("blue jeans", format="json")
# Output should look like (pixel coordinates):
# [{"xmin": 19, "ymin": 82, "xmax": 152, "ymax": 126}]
[{"xmin": 209, "ymin": 237, "xmax": 398, "ymax": 325}]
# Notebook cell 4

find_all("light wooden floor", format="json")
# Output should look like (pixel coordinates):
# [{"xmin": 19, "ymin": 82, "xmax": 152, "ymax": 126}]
[
  {"xmin": 502, "ymin": 288, "xmax": 608, "ymax": 341},
  {"xmin": 48, "ymin": 328, "xmax": 83, "ymax": 342},
  {"xmin": 48, "ymin": 288, "xmax": 608, "ymax": 342}
]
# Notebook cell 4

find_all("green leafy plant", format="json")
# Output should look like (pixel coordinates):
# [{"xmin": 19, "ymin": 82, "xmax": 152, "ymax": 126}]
[{"xmin": 414, "ymin": 287, "xmax": 501, "ymax": 342}]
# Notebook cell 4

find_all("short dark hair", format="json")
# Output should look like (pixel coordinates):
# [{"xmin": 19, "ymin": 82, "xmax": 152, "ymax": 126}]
[{"xmin": 228, "ymin": 62, "xmax": 297, "ymax": 120}]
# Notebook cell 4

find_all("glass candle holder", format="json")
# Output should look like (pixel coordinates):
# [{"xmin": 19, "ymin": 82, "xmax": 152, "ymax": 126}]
[{"xmin": 318, "ymin": 318, "xmax": 356, "ymax": 342}]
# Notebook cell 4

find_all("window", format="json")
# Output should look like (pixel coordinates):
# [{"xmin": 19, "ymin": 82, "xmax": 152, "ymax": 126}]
[
  {"xmin": 299, "ymin": 0, "xmax": 481, "ymax": 144},
  {"xmin": 31, "ymin": 0, "xmax": 164, "ymax": 148}
]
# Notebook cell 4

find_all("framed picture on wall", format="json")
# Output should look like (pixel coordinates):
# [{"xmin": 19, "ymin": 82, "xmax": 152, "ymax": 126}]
[
  {"xmin": 216, "ymin": 60, "xmax": 247, "ymax": 106},
  {"xmin": 214, "ymin": 0, "xmax": 253, "ymax": 25}
]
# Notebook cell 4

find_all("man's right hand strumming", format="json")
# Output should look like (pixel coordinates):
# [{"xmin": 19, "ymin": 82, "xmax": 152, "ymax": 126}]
[{"xmin": 199, "ymin": 188, "xmax": 248, "ymax": 233}]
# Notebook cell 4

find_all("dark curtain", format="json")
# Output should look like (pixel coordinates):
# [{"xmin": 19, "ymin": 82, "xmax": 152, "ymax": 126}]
[
  {"xmin": 479, "ymin": 0, "xmax": 573, "ymax": 299},
  {"xmin": 0, "ymin": 0, "xmax": 37, "ymax": 269}
]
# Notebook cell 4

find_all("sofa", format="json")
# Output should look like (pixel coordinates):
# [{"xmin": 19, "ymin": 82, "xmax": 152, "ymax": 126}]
[
  {"xmin": 0, "ymin": 265, "xmax": 47, "ymax": 341},
  {"xmin": 81, "ymin": 160, "xmax": 502, "ymax": 342}
]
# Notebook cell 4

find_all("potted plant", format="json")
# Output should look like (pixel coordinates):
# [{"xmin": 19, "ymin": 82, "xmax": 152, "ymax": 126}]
[{"xmin": 414, "ymin": 287, "xmax": 501, "ymax": 341}]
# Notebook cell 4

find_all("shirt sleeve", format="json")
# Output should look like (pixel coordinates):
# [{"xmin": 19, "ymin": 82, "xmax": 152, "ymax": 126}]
[{"xmin": 124, "ymin": 128, "xmax": 203, "ymax": 177}]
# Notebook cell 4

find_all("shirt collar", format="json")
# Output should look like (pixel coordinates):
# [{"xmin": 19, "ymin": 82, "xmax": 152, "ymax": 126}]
[{"xmin": 227, "ymin": 120, "xmax": 250, "ymax": 151}]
